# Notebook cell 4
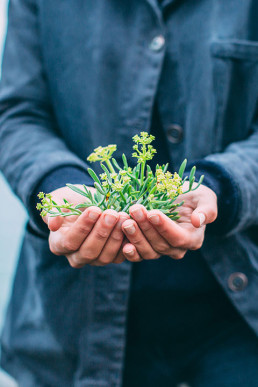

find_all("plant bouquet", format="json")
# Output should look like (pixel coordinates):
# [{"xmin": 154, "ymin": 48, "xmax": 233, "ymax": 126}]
[{"xmin": 37, "ymin": 132, "xmax": 204, "ymax": 219}]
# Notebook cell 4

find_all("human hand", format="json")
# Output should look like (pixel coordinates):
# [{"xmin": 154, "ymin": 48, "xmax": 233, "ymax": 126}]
[
  {"xmin": 121, "ymin": 183, "xmax": 218, "ymax": 262},
  {"xmin": 42, "ymin": 185, "xmax": 130, "ymax": 267}
]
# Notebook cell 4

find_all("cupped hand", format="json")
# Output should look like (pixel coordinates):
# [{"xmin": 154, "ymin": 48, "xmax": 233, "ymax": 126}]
[
  {"xmin": 121, "ymin": 182, "xmax": 218, "ymax": 262},
  {"xmin": 42, "ymin": 185, "xmax": 130, "ymax": 267}
]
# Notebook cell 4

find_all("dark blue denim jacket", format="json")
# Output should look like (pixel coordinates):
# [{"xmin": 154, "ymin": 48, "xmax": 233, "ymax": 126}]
[{"xmin": 0, "ymin": 0, "xmax": 258, "ymax": 386}]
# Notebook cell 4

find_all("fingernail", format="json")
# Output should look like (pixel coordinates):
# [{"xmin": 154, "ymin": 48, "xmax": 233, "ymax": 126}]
[
  {"xmin": 124, "ymin": 224, "xmax": 136, "ymax": 235},
  {"xmin": 148, "ymin": 214, "xmax": 160, "ymax": 225},
  {"xmin": 117, "ymin": 217, "xmax": 129, "ymax": 227},
  {"xmin": 198, "ymin": 213, "xmax": 206, "ymax": 227},
  {"xmin": 104, "ymin": 214, "xmax": 117, "ymax": 226},
  {"xmin": 125, "ymin": 249, "xmax": 134, "ymax": 256},
  {"xmin": 88, "ymin": 210, "xmax": 100, "ymax": 221},
  {"xmin": 131, "ymin": 208, "xmax": 144, "ymax": 221}
]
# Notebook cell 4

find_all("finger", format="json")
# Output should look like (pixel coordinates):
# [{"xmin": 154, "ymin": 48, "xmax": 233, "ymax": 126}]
[
  {"xmin": 96, "ymin": 213, "xmax": 130, "ymax": 265},
  {"xmin": 113, "ymin": 238, "xmax": 129, "ymax": 264},
  {"xmin": 167, "ymin": 248, "xmax": 187, "ymax": 260},
  {"xmin": 123, "ymin": 243, "xmax": 143, "ymax": 262},
  {"xmin": 130, "ymin": 204, "xmax": 171, "ymax": 255},
  {"xmin": 49, "ymin": 207, "xmax": 102, "ymax": 256},
  {"xmin": 147, "ymin": 210, "xmax": 204, "ymax": 250},
  {"xmin": 191, "ymin": 200, "xmax": 218, "ymax": 228},
  {"xmin": 63, "ymin": 207, "xmax": 102, "ymax": 249},
  {"xmin": 122, "ymin": 219, "xmax": 160, "ymax": 260},
  {"xmin": 77, "ymin": 209, "xmax": 119, "ymax": 263},
  {"xmin": 45, "ymin": 214, "xmax": 63, "ymax": 231}
]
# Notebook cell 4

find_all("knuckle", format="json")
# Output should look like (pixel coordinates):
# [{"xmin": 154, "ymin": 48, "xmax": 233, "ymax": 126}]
[
  {"xmin": 155, "ymin": 243, "xmax": 170, "ymax": 255},
  {"xmin": 131, "ymin": 237, "xmax": 142, "ymax": 246},
  {"xmin": 95, "ymin": 229, "xmax": 110, "ymax": 240},
  {"xmin": 148, "ymin": 253, "xmax": 160, "ymax": 260},
  {"xmin": 111, "ymin": 231, "xmax": 123, "ymax": 242},
  {"xmin": 63, "ymin": 240, "xmax": 78, "ymax": 252},
  {"xmin": 49, "ymin": 243, "xmax": 60, "ymax": 256},
  {"xmin": 83, "ymin": 251, "xmax": 97, "ymax": 261},
  {"xmin": 140, "ymin": 223, "xmax": 153, "ymax": 233},
  {"xmin": 174, "ymin": 237, "xmax": 187, "ymax": 249},
  {"xmin": 69, "ymin": 256, "xmax": 83, "ymax": 269},
  {"xmin": 174, "ymin": 251, "xmax": 186, "ymax": 260},
  {"xmin": 97, "ymin": 257, "xmax": 112, "ymax": 265},
  {"xmin": 76, "ymin": 224, "xmax": 92, "ymax": 234},
  {"xmin": 191, "ymin": 240, "xmax": 203, "ymax": 251},
  {"xmin": 210, "ymin": 208, "xmax": 218, "ymax": 222}
]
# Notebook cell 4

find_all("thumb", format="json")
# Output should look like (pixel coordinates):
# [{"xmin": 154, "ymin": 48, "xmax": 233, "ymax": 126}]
[
  {"xmin": 43, "ymin": 214, "xmax": 63, "ymax": 232},
  {"xmin": 191, "ymin": 204, "xmax": 218, "ymax": 228}
]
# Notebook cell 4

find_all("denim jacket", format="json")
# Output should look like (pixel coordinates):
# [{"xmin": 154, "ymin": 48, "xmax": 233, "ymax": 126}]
[{"xmin": 0, "ymin": 0, "xmax": 258, "ymax": 386}]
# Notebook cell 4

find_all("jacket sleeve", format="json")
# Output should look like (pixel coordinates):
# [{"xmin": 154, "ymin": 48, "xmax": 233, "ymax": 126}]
[
  {"xmin": 203, "ymin": 123, "xmax": 258, "ymax": 235},
  {"xmin": 0, "ymin": 0, "xmax": 89, "ymax": 231}
]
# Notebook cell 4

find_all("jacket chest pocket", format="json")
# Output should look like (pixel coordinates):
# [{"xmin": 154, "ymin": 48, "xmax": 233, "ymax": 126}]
[{"xmin": 211, "ymin": 39, "xmax": 258, "ymax": 151}]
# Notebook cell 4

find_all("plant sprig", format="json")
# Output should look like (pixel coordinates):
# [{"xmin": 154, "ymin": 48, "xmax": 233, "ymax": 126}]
[{"xmin": 37, "ymin": 132, "xmax": 204, "ymax": 219}]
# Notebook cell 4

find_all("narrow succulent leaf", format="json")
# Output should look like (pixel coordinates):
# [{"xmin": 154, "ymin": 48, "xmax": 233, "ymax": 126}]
[
  {"xmin": 66, "ymin": 184, "xmax": 88, "ymax": 197},
  {"xmin": 75, "ymin": 203, "xmax": 92, "ymax": 209},
  {"xmin": 122, "ymin": 153, "xmax": 128, "ymax": 169},
  {"xmin": 178, "ymin": 159, "xmax": 187, "ymax": 178},
  {"xmin": 94, "ymin": 182, "xmax": 105, "ymax": 195},
  {"xmin": 163, "ymin": 163, "xmax": 169, "ymax": 174},
  {"xmin": 87, "ymin": 168, "xmax": 102, "ymax": 185},
  {"xmin": 189, "ymin": 176, "xmax": 195, "ymax": 191},
  {"xmin": 139, "ymin": 176, "xmax": 150, "ymax": 196},
  {"xmin": 135, "ymin": 163, "xmax": 141, "ymax": 179},
  {"xmin": 192, "ymin": 175, "xmax": 204, "ymax": 190},
  {"xmin": 100, "ymin": 163, "xmax": 112, "ymax": 182},
  {"xmin": 147, "ymin": 165, "xmax": 153, "ymax": 176},
  {"xmin": 111, "ymin": 158, "xmax": 122, "ymax": 171},
  {"xmin": 189, "ymin": 166, "xmax": 196, "ymax": 182}
]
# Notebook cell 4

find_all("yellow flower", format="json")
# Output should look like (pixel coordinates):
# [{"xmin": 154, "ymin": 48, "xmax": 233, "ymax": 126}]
[{"xmin": 87, "ymin": 144, "xmax": 117, "ymax": 163}]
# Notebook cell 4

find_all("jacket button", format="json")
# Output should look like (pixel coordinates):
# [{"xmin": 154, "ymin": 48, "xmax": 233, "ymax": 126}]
[
  {"xmin": 150, "ymin": 35, "xmax": 165, "ymax": 51},
  {"xmin": 167, "ymin": 124, "xmax": 184, "ymax": 144},
  {"xmin": 228, "ymin": 272, "xmax": 248, "ymax": 292}
]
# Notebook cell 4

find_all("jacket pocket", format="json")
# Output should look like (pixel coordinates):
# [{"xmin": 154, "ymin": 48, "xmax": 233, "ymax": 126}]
[{"xmin": 210, "ymin": 39, "xmax": 258, "ymax": 151}]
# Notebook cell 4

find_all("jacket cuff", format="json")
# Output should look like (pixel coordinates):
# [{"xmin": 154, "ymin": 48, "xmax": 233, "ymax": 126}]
[
  {"xmin": 29, "ymin": 166, "xmax": 94, "ymax": 236},
  {"xmin": 185, "ymin": 160, "xmax": 240, "ymax": 236}
]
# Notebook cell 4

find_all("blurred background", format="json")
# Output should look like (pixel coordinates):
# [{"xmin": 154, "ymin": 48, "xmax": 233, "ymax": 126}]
[{"xmin": 0, "ymin": 0, "xmax": 27, "ymax": 384}]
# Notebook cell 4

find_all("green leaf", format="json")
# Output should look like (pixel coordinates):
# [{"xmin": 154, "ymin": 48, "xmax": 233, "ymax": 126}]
[
  {"xmin": 100, "ymin": 163, "xmax": 112, "ymax": 182},
  {"xmin": 87, "ymin": 168, "xmax": 101, "ymax": 185},
  {"xmin": 189, "ymin": 166, "xmax": 196, "ymax": 182},
  {"xmin": 66, "ymin": 184, "xmax": 88, "ymax": 197},
  {"xmin": 189, "ymin": 176, "xmax": 195, "ymax": 190},
  {"xmin": 147, "ymin": 165, "xmax": 153, "ymax": 176},
  {"xmin": 135, "ymin": 163, "xmax": 141, "ymax": 179},
  {"xmin": 94, "ymin": 182, "xmax": 105, "ymax": 195},
  {"xmin": 163, "ymin": 163, "xmax": 169, "ymax": 174},
  {"xmin": 178, "ymin": 159, "xmax": 187, "ymax": 178},
  {"xmin": 122, "ymin": 153, "xmax": 128, "ymax": 169},
  {"xmin": 112, "ymin": 158, "xmax": 122, "ymax": 171},
  {"xmin": 75, "ymin": 203, "xmax": 92, "ymax": 209},
  {"xmin": 139, "ymin": 176, "xmax": 150, "ymax": 197},
  {"xmin": 192, "ymin": 175, "xmax": 204, "ymax": 191}
]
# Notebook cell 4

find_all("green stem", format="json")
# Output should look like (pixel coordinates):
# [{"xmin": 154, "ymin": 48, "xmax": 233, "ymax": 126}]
[
  {"xmin": 119, "ymin": 191, "xmax": 127, "ymax": 202},
  {"xmin": 106, "ymin": 159, "xmax": 115, "ymax": 174},
  {"xmin": 141, "ymin": 160, "xmax": 146, "ymax": 184}
]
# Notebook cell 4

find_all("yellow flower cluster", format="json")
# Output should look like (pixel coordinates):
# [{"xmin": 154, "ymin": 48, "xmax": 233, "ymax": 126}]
[
  {"xmin": 155, "ymin": 169, "xmax": 183, "ymax": 199},
  {"xmin": 132, "ymin": 132, "xmax": 155, "ymax": 145},
  {"xmin": 100, "ymin": 169, "xmax": 131, "ymax": 191},
  {"xmin": 87, "ymin": 144, "xmax": 117, "ymax": 163}
]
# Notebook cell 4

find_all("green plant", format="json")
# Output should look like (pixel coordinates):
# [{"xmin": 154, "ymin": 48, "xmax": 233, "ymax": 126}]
[{"xmin": 37, "ymin": 132, "xmax": 204, "ymax": 219}]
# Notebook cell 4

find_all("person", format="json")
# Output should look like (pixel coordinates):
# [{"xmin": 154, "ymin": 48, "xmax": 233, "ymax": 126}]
[{"xmin": 0, "ymin": 0, "xmax": 258, "ymax": 386}]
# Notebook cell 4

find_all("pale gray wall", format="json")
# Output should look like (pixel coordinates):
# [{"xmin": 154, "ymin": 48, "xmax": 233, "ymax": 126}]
[
  {"xmin": 0, "ymin": 0, "xmax": 27, "ymax": 338},
  {"xmin": 0, "ymin": 2, "xmax": 26, "ymax": 384}
]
